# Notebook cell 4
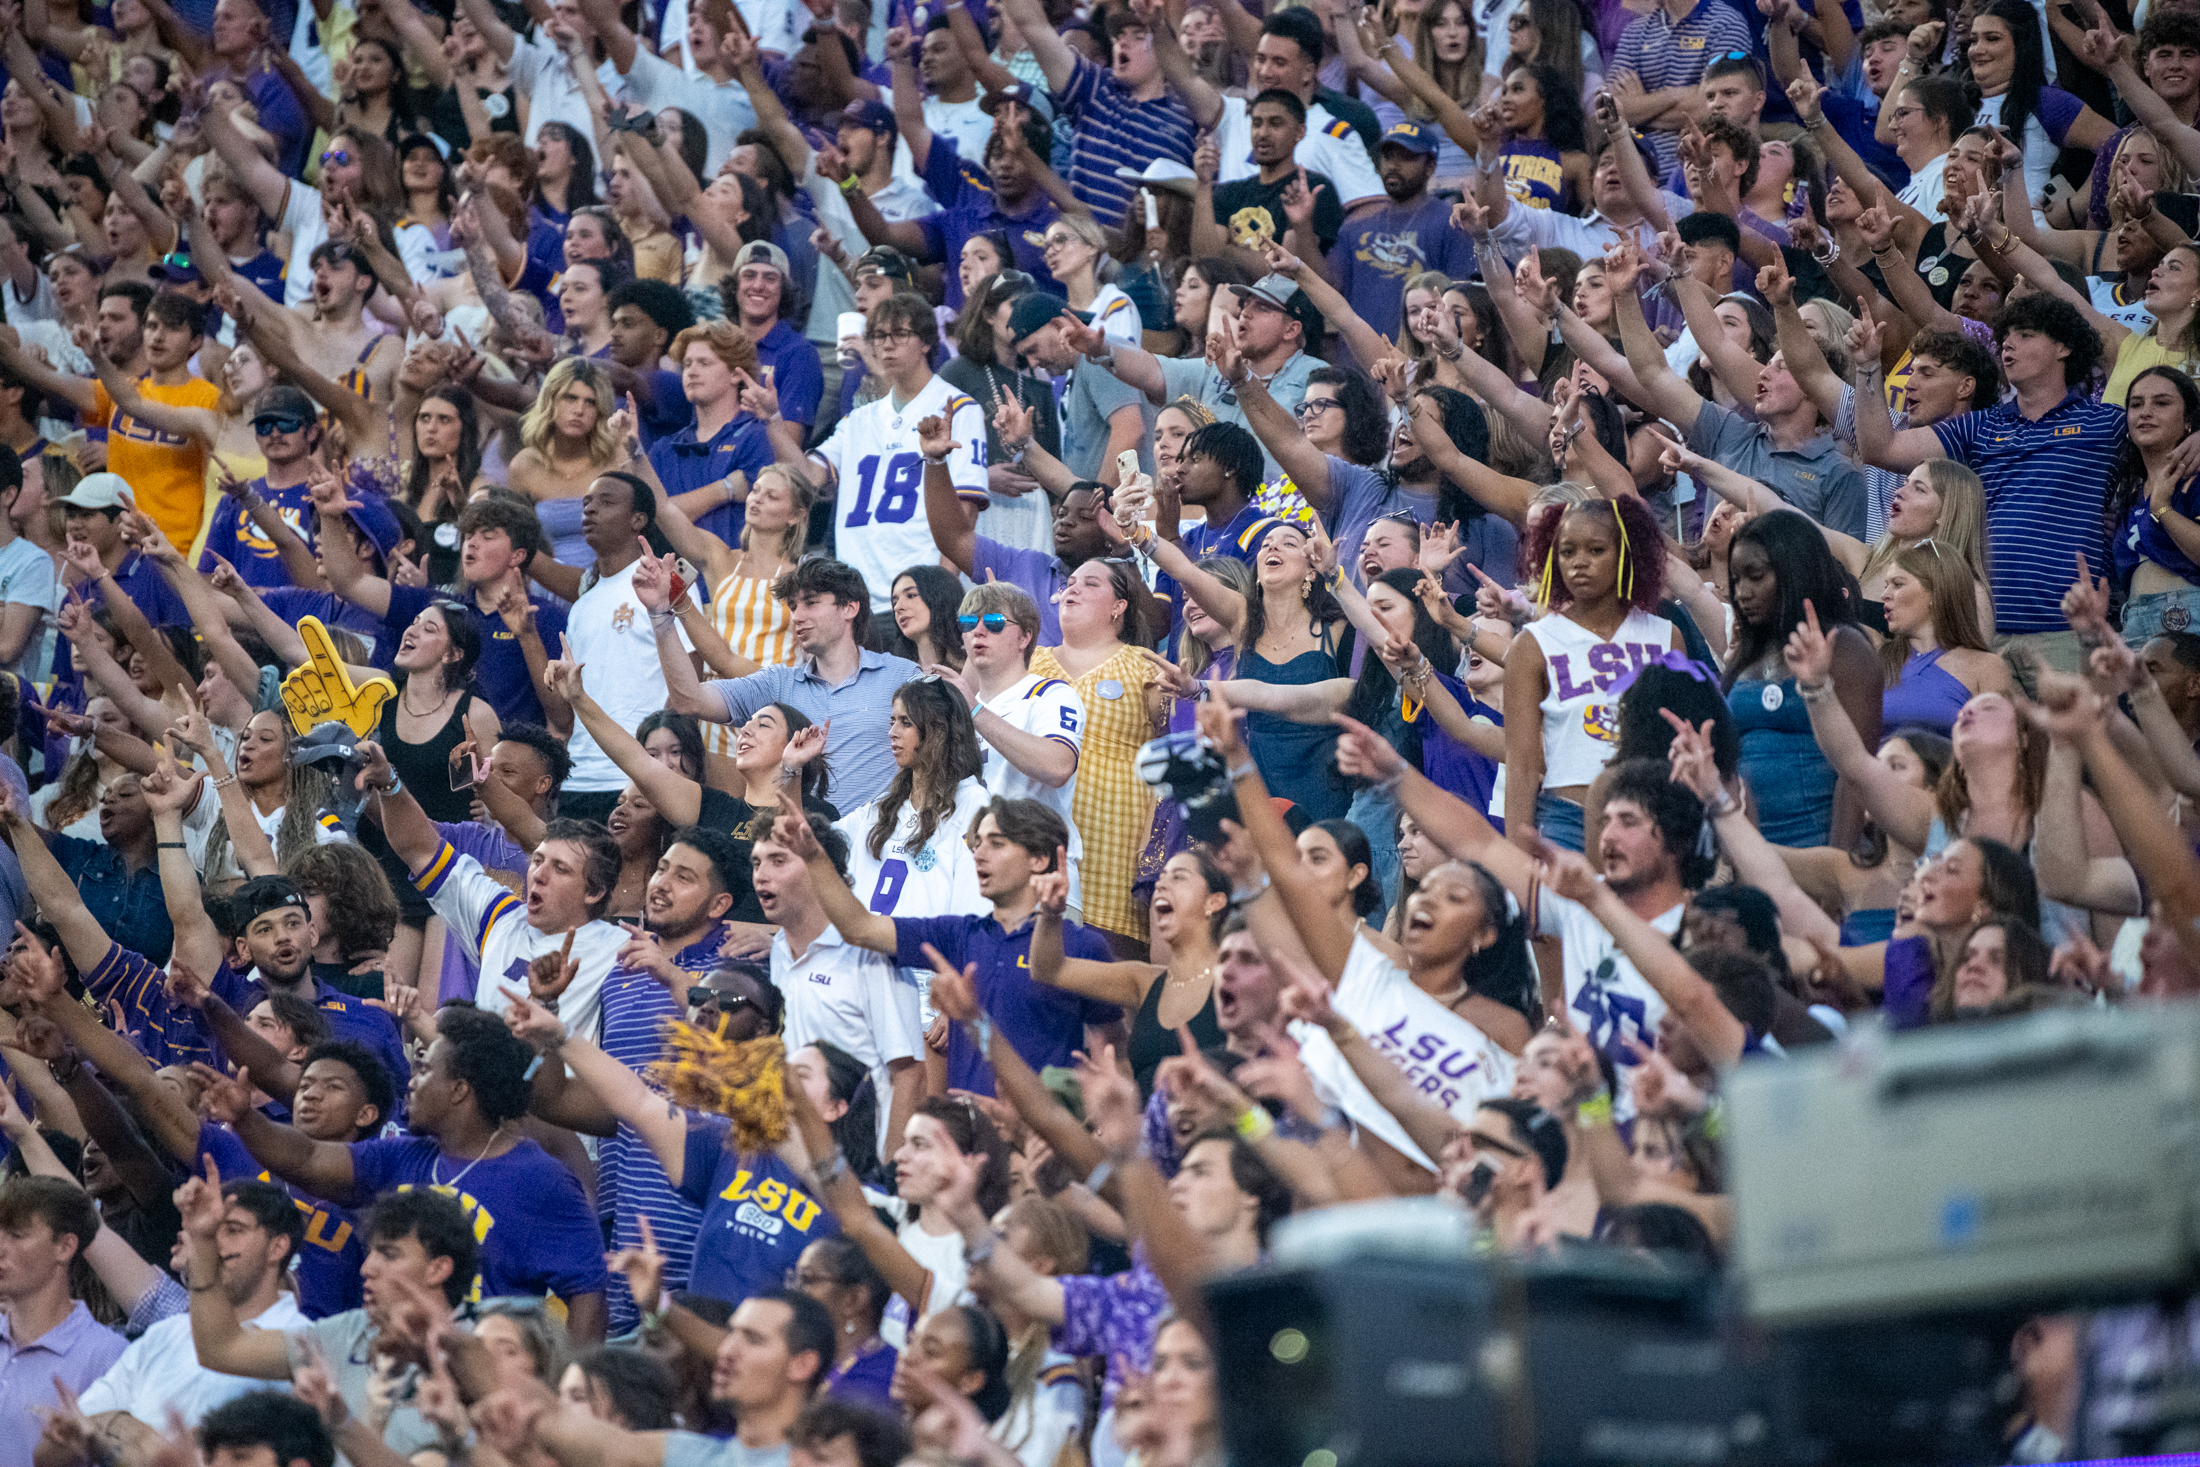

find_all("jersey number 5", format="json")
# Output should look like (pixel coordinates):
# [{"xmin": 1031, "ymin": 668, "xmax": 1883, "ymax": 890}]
[{"xmin": 847, "ymin": 452, "xmax": 924, "ymax": 526}]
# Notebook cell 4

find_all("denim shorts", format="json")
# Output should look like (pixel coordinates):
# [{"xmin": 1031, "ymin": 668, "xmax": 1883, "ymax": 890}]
[
  {"xmin": 1535, "ymin": 790, "xmax": 1586, "ymax": 852},
  {"xmin": 2122, "ymin": 588, "xmax": 2200, "ymax": 645}
]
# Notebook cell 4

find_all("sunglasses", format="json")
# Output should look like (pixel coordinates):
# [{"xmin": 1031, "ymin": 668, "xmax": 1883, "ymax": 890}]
[
  {"xmin": 958, "ymin": 612, "xmax": 1011, "ymax": 632},
  {"xmin": 320, "ymin": 148, "xmax": 353, "ymax": 168},
  {"xmin": 1375, "ymin": 508, "xmax": 1421, "ymax": 527},
  {"xmin": 158, "ymin": 251, "xmax": 192, "ymax": 270},
  {"xmin": 252, "ymin": 416, "xmax": 310, "ymax": 436},
  {"xmin": 688, "ymin": 989, "xmax": 756, "ymax": 1013}
]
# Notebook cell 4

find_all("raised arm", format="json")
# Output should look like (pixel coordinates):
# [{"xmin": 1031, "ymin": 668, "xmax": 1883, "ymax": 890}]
[
  {"xmin": 766, "ymin": 791, "xmax": 900, "ymax": 955},
  {"xmin": 199, "ymin": 93, "xmax": 295, "ymax": 225},
  {"xmin": 993, "ymin": 0, "xmax": 1079, "ymax": 94},
  {"xmin": 1609, "ymin": 244, "xmax": 1706, "ymax": 434},
  {"xmin": 1144, "ymin": 1, "xmax": 1224, "ymax": 129},
  {"xmin": 196, "ymin": 1064, "xmax": 361, "ymax": 1202},
  {"xmin": 1785, "ymin": 600, "xmax": 1936, "ymax": 848},
  {"xmin": 177, "ymin": 1157, "xmax": 295, "ymax": 1380}
]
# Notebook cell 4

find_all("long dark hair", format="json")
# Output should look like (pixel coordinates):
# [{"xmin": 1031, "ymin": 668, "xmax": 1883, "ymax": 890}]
[
  {"xmin": 881, "ymin": 565, "xmax": 969, "ymax": 667},
  {"xmin": 1306, "ymin": 367, "xmax": 1389, "ymax": 466},
  {"xmin": 569, "ymin": 205, "xmax": 635, "ymax": 277},
  {"xmin": 811, "ymin": 1040, "xmax": 879, "ymax": 1186},
  {"xmin": 1687, "ymin": 295, "xmax": 1775, "ymax": 403},
  {"xmin": 1412, "ymin": 386, "xmax": 1494, "ymax": 529},
  {"xmin": 2103, "ymin": 365, "xmax": 2200, "ymax": 553},
  {"xmin": 536, "ymin": 122, "xmax": 601, "ymax": 211},
  {"xmin": 399, "ymin": 598, "xmax": 483, "ymax": 694},
  {"xmin": 1309, "ymin": 818, "xmax": 1381, "ymax": 918},
  {"xmin": 1521, "ymin": 61, "xmax": 1586, "ymax": 152},
  {"xmin": 346, "ymin": 38, "xmax": 419, "ymax": 137},
  {"xmin": 1977, "ymin": 0, "xmax": 2050, "ymax": 158},
  {"xmin": 867, "ymin": 680, "xmax": 984, "ymax": 860},
  {"xmin": 1343, "ymin": 568, "xmax": 1457, "ymax": 773},
  {"xmin": 1080, "ymin": 555, "xmax": 1152, "ymax": 648},
  {"xmin": 397, "ymin": 135, "xmax": 456, "ymax": 222},
  {"xmin": 1238, "ymin": 533, "xmax": 1340, "ymax": 654},
  {"xmin": 761, "ymin": 701, "xmax": 829, "ymax": 806},
  {"xmin": 1721, "ymin": 510, "xmax": 1858, "ymax": 691},
  {"xmin": 402, "ymin": 383, "xmax": 484, "ymax": 510},
  {"xmin": 1851, "ymin": 727, "xmax": 1953, "ymax": 870}
]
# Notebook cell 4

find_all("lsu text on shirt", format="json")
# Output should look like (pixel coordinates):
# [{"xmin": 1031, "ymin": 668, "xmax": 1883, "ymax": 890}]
[
  {"xmin": 809, "ymin": 374, "xmax": 988, "ymax": 611},
  {"xmin": 677, "ymin": 1118, "xmax": 839, "ymax": 1308}
]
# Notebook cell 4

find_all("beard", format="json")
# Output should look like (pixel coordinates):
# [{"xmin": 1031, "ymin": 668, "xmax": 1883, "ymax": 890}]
[{"xmin": 1392, "ymin": 454, "xmax": 1436, "ymax": 482}]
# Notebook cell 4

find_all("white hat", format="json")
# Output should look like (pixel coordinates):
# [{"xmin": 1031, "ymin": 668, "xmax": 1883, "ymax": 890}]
[
  {"xmin": 57, "ymin": 473, "xmax": 135, "ymax": 512},
  {"xmin": 1113, "ymin": 159, "xmax": 1200, "ymax": 197}
]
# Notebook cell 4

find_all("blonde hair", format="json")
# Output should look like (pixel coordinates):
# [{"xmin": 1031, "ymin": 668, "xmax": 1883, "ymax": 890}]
[
  {"xmin": 1180, "ymin": 555, "xmax": 1252, "ymax": 677},
  {"xmin": 738, "ymin": 465, "xmax": 813, "ymax": 566},
  {"xmin": 1860, "ymin": 459, "xmax": 1988, "ymax": 588},
  {"xmin": 1048, "ymin": 212, "xmax": 1116, "ymax": 283},
  {"xmin": 1409, "ymin": 0, "xmax": 1485, "ymax": 116},
  {"xmin": 519, "ymin": 358, "xmax": 621, "ymax": 467},
  {"xmin": 668, "ymin": 320, "xmax": 761, "ymax": 379},
  {"xmin": 959, "ymin": 581, "xmax": 1041, "ymax": 648},
  {"xmin": 1397, "ymin": 270, "xmax": 1455, "ymax": 363}
]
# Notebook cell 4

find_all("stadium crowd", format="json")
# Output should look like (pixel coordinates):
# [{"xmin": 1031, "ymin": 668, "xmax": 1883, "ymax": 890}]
[{"xmin": 0, "ymin": 0, "xmax": 2189, "ymax": 1459}]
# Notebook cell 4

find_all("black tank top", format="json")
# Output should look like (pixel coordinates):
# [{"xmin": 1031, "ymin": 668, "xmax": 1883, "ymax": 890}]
[
  {"xmin": 377, "ymin": 681, "xmax": 478, "ymax": 823},
  {"xmin": 1128, "ymin": 967, "xmax": 1223, "ymax": 1098}
]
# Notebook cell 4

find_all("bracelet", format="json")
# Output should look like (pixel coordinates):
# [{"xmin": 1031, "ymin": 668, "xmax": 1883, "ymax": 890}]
[
  {"xmin": 1084, "ymin": 1157, "xmax": 1115, "ymax": 1193},
  {"xmin": 814, "ymin": 1151, "xmax": 849, "ymax": 1187},
  {"xmin": 156, "ymin": 840, "xmax": 186, "ymax": 850},
  {"xmin": 1434, "ymin": 339, "xmax": 1463, "ymax": 360},
  {"xmin": 1576, "ymin": 1090, "xmax": 1615, "ymax": 1130},
  {"xmin": 1707, "ymin": 786, "xmax": 1740, "ymax": 818},
  {"xmin": 1812, "ymin": 238, "xmax": 1839, "ymax": 266},
  {"xmin": 1229, "ymin": 873, "xmax": 1270, "ymax": 905},
  {"xmin": 961, "ymin": 1013, "xmax": 993, "ymax": 1055},
  {"xmin": 1225, "ymin": 760, "xmax": 1256, "ymax": 782},
  {"xmin": 649, "ymin": 608, "xmax": 678, "ymax": 626},
  {"xmin": 838, "ymin": 173, "xmax": 862, "ymax": 194},
  {"xmin": 922, "ymin": 450, "xmax": 951, "ymax": 465},
  {"xmin": 1797, "ymin": 680, "xmax": 1834, "ymax": 702},
  {"xmin": 963, "ymin": 1230, "xmax": 999, "ymax": 1267},
  {"xmin": 638, "ymin": 1308, "xmax": 666, "ymax": 1333},
  {"xmin": 210, "ymin": 774, "xmax": 237, "ymax": 789},
  {"xmin": 1234, "ymin": 1105, "xmax": 1276, "ymax": 1143}
]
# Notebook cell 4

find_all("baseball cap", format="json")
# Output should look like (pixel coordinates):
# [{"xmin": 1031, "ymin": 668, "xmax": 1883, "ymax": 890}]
[
  {"xmin": 731, "ymin": 240, "xmax": 791, "ymax": 279},
  {"xmin": 851, "ymin": 245, "xmax": 917, "ymax": 283},
  {"xmin": 1112, "ymin": 158, "xmax": 1199, "ymax": 197},
  {"xmin": 1379, "ymin": 120, "xmax": 1440, "ymax": 156},
  {"xmin": 233, "ymin": 874, "xmax": 310, "ymax": 925},
  {"xmin": 979, "ymin": 80, "xmax": 1056, "ymax": 124},
  {"xmin": 1236, "ymin": 274, "xmax": 1323, "ymax": 352},
  {"xmin": 57, "ymin": 473, "xmax": 135, "ymax": 512},
  {"xmin": 249, "ymin": 384, "xmax": 317, "ymax": 431},
  {"xmin": 1006, "ymin": 292, "xmax": 1086, "ymax": 343},
  {"xmin": 839, "ymin": 98, "xmax": 897, "ymax": 137},
  {"xmin": 148, "ymin": 250, "xmax": 203, "ymax": 285}
]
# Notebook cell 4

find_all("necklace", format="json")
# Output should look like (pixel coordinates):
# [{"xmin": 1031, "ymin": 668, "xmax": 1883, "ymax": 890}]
[
  {"xmin": 432, "ymin": 1122, "xmax": 506, "ymax": 1191},
  {"xmin": 401, "ymin": 680, "xmax": 453, "ymax": 718}
]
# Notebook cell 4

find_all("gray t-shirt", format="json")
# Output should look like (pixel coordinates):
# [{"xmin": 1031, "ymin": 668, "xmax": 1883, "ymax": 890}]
[
  {"xmin": 1058, "ymin": 363, "xmax": 1153, "ymax": 483},
  {"xmin": 294, "ymin": 1311, "xmax": 443, "ymax": 1457},
  {"xmin": 1153, "ymin": 350, "xmax": 1325, "ymax": 478},
  {"xmin": 662, "ymin": 1432, "xmax": 790, "ymax": 1467},
  {"xmin": 1685, "ymin": 399, "xmax": 1868, "ymax": 538}
]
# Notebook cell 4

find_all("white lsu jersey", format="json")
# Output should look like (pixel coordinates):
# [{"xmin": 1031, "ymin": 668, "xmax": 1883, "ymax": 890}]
[
  {"xmin": 810, "ymin": 373, "xmax": 988, "ymax": 610},
  {"xmin": 413, "ymin": 841, "xmax": 626, "ymax": 1044},
  {"xmin": 976, "ymin": 673, "xmax": 1085, "ymax": 900}
]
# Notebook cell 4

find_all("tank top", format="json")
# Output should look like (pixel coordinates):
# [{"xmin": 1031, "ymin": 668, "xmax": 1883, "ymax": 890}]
[
  {"xmin": 376, "ymin": 683, "xmax": 479, "ymax": 823},
  {"xmin": 1128, "ymin": 969, "xmax": 1222, "ymax": 1097},
  {"xmin": 1881, "ymin": 647, "xmax": 1972, "ymax": 738},
  {"xmin": 1522, "ymin": 609, "xmax": 1678, "ymax": 789},
  {"xmin": 537, "ymin": 495, "xmax": 589, "ymax": 568}
]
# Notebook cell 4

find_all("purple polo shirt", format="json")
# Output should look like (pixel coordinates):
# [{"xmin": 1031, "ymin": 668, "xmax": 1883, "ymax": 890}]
[
  {"xmin": 0, "ymin": 1302, "xmax": 126, "ymax": 1467},
  {"xmin": 893, "ymin": 912, "xmax": 1119, "ymax": 1096}
]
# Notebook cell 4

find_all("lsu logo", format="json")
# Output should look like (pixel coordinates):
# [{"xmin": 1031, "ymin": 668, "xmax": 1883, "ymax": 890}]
[
  {"xmin": 613, "ymin": 602, "xmax": 636, "ymax": 633},
  {"xmin": 1227, "ymin": 206, "xmax": 1278, "ymax": 250},
  {"xmin": 2055, "ymin": 426, "xmax": 2083, "ymax": 437},
  {"xmin": 717, "ymin": 1168, "xmax": 825, "ymax": 1233},
  {"xmin": 1583, "ymin": 702, "xmax": 1620, "ymax": 745}
]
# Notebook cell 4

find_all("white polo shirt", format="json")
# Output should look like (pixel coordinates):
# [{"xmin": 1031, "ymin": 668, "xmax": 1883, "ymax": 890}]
[
  {"xmin": 775, "ymin": 921, "xmax": 925, "ymax": 1160},
  {"xmin": 563, "ymin": 556, "xmax": 699, "ymax": 793}
]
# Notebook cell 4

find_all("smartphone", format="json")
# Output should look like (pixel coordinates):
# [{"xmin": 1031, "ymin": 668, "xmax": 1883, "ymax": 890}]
[
  {"xmin": 1116, "ymin": 448, "xmax": 1141, "ymax": 485},
  {"xmin": 449, "ymin": 750, "xmax": 484, "ymax": 792}
]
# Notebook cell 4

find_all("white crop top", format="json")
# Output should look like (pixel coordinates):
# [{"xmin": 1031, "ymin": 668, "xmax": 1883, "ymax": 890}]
[{"xmin": 1522, "ymin": 608, "xmax": 1679, "ymax": 790}]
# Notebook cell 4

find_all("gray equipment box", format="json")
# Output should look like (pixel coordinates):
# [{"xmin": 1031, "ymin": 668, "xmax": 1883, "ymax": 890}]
[{"xmin": 1726, "ymin": 1005, "xmax": 2200, "ymax": 1324}]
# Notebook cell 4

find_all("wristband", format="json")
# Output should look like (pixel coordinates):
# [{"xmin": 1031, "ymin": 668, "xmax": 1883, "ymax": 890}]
[
  {"xmin": 961, "ymin": 1013, "xmax": 993, "ymax": 1055},
  {"xmin": 1225, "ymin": 760, "xmax": 1256, "ymax": 782},
  {"xmin": 838, "ymin": 173, "xmax": 862, "ymax": 194},
  {"xmin": 1234, "ymin": 1105, "xmax": 1276, "ymax": 1143},
  {"xmin": 638, "ymin": 1308, "xmax": 666, "ymax": 1333},
  {"xmin": 157, "ymin": 841, "xmax": 186, "ymax": 850},
  {"xmin": 1797, "ymin": 680, "xmax": 1834, "ymax": 702},
  {"xmin": 210, "ymin": 773, "xmax": 237, "ymax": 789},
  {"xmin": 1576, "ymin": 1091, "xmax": 1615, "ymax": 1130},
  {"xmin": 814, "ymin": 1151, "xmax": 850, "ymax": 1187},
  {"xmin": 1707, "ymin": 786, "xmax": 1740, "ymax": 818},
  {"xmin": 923, "ymin": 450, "xmax": 951, "ymax": 465},
  {"xmin": 1084, "ymin": 1157, "xmax": 1115, "ymax": 1193},
  {"xmin": 1229, "ymin": 873, "xmax": 1270, "ymax": 905}
]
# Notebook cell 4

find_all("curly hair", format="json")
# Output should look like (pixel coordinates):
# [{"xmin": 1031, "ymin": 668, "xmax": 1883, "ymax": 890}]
[
  {"xmin": 1305, "ymin": 368, "xmax": 1389, "ymax": 467},
  {"xmin": 285, "ymin": 843, "xmax": 399, "ymax": 962},
  {"xmin": 435, "ymin": 1004, "xmax": 535, "ymax": 1124},
  {"xmin": 1603, "ymin": 757, "xmax": 1716, "ymax": 889},
  {"xmin": 866, "ymin": 680, "xmax": 984, "ymax": 862},
  {"xmin": 1994, "ymin": 289, "xmax": 2105, "ymax": 388},
  {"xmin": 1519, "ymin": 493, "xmax": 1668, "ymax": 614}
]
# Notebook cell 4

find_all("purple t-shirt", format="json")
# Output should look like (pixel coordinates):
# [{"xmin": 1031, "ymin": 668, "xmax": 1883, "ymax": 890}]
[
  {"xmin": 1326, "ymin": 196, "xmax": 1478, "ymax": 348},
  {"xmin": 197, "ymin": 1120, "xmax": 364, "ymax": 1319},
  {"xmin": 675, "ymin": 1118, "xmax": 838, "ymax": 1307},
  {"xmin": 970, "ymin": 538, "xmax": 1068, "ymax": 645},
  {"xmin": 346, "ymin": 1136, "xmax": 608, "ymax": 1302}
]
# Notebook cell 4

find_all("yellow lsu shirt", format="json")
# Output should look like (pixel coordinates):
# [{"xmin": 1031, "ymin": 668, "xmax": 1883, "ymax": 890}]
[{"xmin": 92, "ymin": 375, "xmax": 222, "ymax": 551}]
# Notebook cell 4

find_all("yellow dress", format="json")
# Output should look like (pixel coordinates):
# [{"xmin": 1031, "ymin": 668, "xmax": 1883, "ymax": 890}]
[
  {"xmin": 703, "ymin": 571, "xmax": 799, "ymax": 756},
  {"xmin": 1029, "ymin": 642, "xmax": 1157, "ymax": 941}
]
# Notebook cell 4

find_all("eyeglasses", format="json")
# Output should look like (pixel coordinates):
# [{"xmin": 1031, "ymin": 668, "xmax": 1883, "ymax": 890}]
[
  {"xmin": 864, "ymin": 329, "xmax": 919, "ymax": 345},
  {"xmin": 1295, "ymin": 398, "xmax": 1341, "ymax": 420},
  {"xmin": 320, "ymin": 148, "xmax": 353, "ymax": 168},
  {"xmin": 253, "ymin": 416, "xmax": 310, "ymax": 436},
  {"xmin": 958, "ymin": 612, "xmax": 1010, "ymax": 632}
]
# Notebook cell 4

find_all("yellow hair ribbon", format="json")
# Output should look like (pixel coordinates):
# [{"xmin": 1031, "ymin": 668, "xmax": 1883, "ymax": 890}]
[
  {"xmin": 1537, "ymin": 544, "xmax": 1558, "ymax": 608},
  {"xmin": 1611, "ymin": 500, "xmax": 1632, "ymax": 603}
]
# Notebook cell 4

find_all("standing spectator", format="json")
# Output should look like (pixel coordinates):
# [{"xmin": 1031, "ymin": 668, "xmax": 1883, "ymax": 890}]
[
  {"xmin": 1608, "ymin": 0, "xmax": 1755, "ymax": 173},
  {"xmin": 579, "ymin": 0, "xmax": 758, "ymax": 176},
  {"xmin": 991, "ymin": 0, "xmax": 1197, "ymax": 226},
  {"xmin": 1198, "ymin": 92, "xmax": 1344, "ymax": 260},
  {"xmin": 1006, "ymin": 296, "xmax": 1152, "ymax": 488},
  {"xmin": 646, "ymin": 322, "xmax": 775, "ymax": 546},
  {"xmin": 0, "ymin": 1177, "xmax": 127, "ymax": 1467},
  {"xmin": 1328, "ymin": 121, "xmax": 1478, "ymax": 347},
  {"xmin": 724, "ymin": 243, "xmax": 824, "ymax": 438}
]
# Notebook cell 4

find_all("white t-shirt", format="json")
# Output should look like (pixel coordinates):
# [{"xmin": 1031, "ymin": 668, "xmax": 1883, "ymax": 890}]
[
  {"xmin": 1975, "ymin": 93, "xmax": 2060, "ymax": 226},
  {"xmin": 180, "ymin": 780, "xmax": 345, "ymax": 886},
  {"xmin": 563, "ymin": 558, "xmax": 699, "ymax": 792},
  {"xmin": 801, "ymin": 157, "xmax": 938, "ymax": 349},
  {"xmin": 808, "ymin": 372, "xmax": 989, "ymax": 610},
  {"xmin": 79, "ymin": 1293, "xmax": 309, "ymax": 1426},
  {"xmin": 1897, "ymin": 151, "xmax": 1948, "ymax": 224},
  {"xmin": 835, "ymin": 777, "xmax": 991, "ymax": 937},
  {"xmin": 1533, "ymin": 885, "xmax": 1684, "ymax": 1116},
  {"xmin": 2090, "ymin": 275, "xmax": 2157, "ymax": 333},
  {"xmin": 509, "ymin": 32, "xmax": 627, "ymax": 147},
  {"xmin": 1088, "ymin": 282, "xmax": 1144, "ymax": 347},
  {"xmin": 883, "ymin": 1212, "xmax": 973, "ymax": 1346},
  {"xmin": 1213, "ymin": 94, "xmax": 1384, "ymax": 209},
  {"xmin": 0, "ymin": 536, "xmax": 57, "ymax": 679},
  {"xmin": 775, "ymin": 922, "xmax": 925, "ymax": 1161},
  {"xmin": 417, "ymin": 842, "xmax": 628, "ymax": 1044},
  {"xmin": 1292, "ymin": 931, "xmax": 1517, "ymax": 1169},
  {"xmin": 881, "ymin": 88, "xmax": 996, "ymax": 184},
  {"xmin": 616, "ymin": 47, "xmax": 760, "ymax": 177}
]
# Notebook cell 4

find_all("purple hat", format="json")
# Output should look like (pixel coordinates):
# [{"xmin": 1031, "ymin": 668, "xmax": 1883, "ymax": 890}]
[
  {"xmin": 1379, "ymin": 121, "xmax": 1440, "ymax": 157},
  {"xmin": 840, "ymin": 98, "xmax": 897, "ymax": 138},
  {"xmin": 980, "ymin": 80, "xmax": 1055, "ymax": 124}
]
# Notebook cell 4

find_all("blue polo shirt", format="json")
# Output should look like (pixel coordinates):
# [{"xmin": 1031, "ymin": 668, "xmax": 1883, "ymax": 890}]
[
  {"xmin": 380, "ymin": 584, "xmax": 567, "ymax": 728},
  {"xmin": 646, "ymin": 413, "xmax": 776, "ymax": 546},
  {"xmin": 1932, "ymin": 390, "xmax": 2126, "ymax": 634},
  {"xmin": 704, "ymin": 648, "xmax": 920, "ymax": 808},
  {"xmin": 893, "ymin": 912, "xmax": 1120, "ymax": 1096},
  {"xmin": 918, "ymin": 137, "xmax": 1063, "ymax": 311},
  {"xmin": 751, "ymin": 319, "xmax": 823, "ymax": 430}
]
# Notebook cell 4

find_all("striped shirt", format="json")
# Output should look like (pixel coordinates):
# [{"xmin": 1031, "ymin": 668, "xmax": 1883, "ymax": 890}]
[
  {"xmin": 598, "ymin": 923, "xmax": 730, "ymax": 1333},
  {"xmin": 1058, "ymin": 56, "xmax": 1198, "ymax": 228},
  {"xmin": 1932, "ymin": 392, "xmax": 2127, "ymax": 634},
  {"xmin": 703, "ymin": 572, "xmax": 799, "ymax": 758},
  {"xmin": 1609, "ymin": 0, "xmax": 1755, "ymax": 173}
]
